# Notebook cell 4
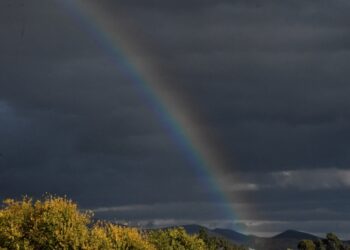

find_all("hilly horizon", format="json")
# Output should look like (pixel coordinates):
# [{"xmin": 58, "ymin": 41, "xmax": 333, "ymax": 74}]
[
  {"xmin": 174, "ymin": 224, "xmax": 349, "ymax": 250},
  {"xmin": 161, "ymin": 224, "xmax": 348, "ymax": 240}
]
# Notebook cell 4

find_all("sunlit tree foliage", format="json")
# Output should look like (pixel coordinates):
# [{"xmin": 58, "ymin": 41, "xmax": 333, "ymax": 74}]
[{"xmin": 0, "ymin": 195, "xmax": 247, "ymax": 250}]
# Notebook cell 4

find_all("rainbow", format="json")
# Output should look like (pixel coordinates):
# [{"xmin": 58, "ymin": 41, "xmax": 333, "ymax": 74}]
[{"xmin": 58, "ymin": 0, "xmax": 250, "ymax": 231}]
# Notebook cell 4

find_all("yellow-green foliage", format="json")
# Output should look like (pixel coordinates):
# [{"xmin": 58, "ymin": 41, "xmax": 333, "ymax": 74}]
[
  {"xmin": 0, "ymin": 198, "xmax": 34, "ymax": 249},
  {"xmin": 0, "ymin": 196, "xmax": 159, "ymax": 250},
  {"xmin": 30, "ymin": 196, "xmax": 91, "ymax": 249},
  {"xmin": 0, "ymin": 196, "xmax": 245, "ymax": 250},
  {"xmin": 298, "ymin": 239, "xmax": 316, "ymax": 250},
  {"xmin": 147, "ymin": 227, "xmax": 206, "ymax": 250},
  {"xmin": 0, "ymin": 196, "xmax": 91, "ymax": 250},
  {"xmin": 89, "ymin": 223, "xmax": 155, "ymax": 250}
]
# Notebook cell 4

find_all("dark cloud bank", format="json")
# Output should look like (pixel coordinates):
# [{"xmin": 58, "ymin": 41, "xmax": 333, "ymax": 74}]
[{"xmin": 1, "ymin": 0, "xmax": 350, "ymax": 237}]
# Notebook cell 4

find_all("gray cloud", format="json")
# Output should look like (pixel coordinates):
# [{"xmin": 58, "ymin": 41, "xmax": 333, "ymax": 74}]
[{"xmin": 220, "ymin": 168, "xmax": 350, "ymax": 191}]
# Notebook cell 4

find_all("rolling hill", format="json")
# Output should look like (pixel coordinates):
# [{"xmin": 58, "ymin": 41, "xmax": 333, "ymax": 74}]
[{"xmin": 180, "ymin": 225, "xmax": 321, "ymax": 250}]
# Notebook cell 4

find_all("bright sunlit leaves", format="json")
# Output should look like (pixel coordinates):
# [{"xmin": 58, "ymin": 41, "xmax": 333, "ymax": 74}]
[{"xmin": 0, "ymin": 196, "xmax": 245, "ymax": 250}]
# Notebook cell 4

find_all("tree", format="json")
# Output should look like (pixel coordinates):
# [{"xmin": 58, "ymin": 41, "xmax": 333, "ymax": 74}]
[
  {"xmin": 89, "ymin": 223, "xmax": 155, "ymax": 250},
  {"xmin": 297, "ymin": 233, "xmax": 350, "ymax": 250},
  {"xmin": 314, "ymin": 239, "xmax": 326, "ymax": 250},
  {"xmin": 0, "ymin": 195, "xmax": 251, "ymax": 250},
  {"xmin": 326, "ymin": 233, "xmax": 343, "ymax": 250},
  {"xmin": 298, "ymin": 239, "xmax": 316, "ymax": 250},
  {"xmin": 198, "ymin": 228, "xmax": 248, "ymax": 250},
  {"xmin": 147, "ymin": 227, "xmax": 206, "ymax": 250},
  {"xmin": 0, "ymin": 196, "xmax": 91, "ymax": 249},
  {"xmin": 0, "ymin": 196, "xmax": 155, "ymax": 250}
]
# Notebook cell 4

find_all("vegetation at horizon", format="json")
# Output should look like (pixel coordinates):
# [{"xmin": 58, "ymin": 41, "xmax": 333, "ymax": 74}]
[
  {"xmin": 0, "ymin": 195, "xmax": 246, "ymax": 250},
  {"xmin": 297, "ymin": 233, "xmax": 350, "ymax": 250},
  {"xmin": 0, "ymin": 195, "xmax": 348, "ymax": 250}
]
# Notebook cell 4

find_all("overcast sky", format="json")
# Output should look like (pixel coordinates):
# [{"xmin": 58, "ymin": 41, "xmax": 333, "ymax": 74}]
[{"xmin": 1, "ymin": 0, "xmax": 350, "ymax": 238}]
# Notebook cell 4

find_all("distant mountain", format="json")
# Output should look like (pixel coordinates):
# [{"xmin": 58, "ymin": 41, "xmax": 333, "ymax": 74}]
[
  {"xmin": 180, "ymin": 224, "xmax": 248, "ymax": 244},
  {"xmin": 179, "ymin": 224, "xmax": 321, "ymax": 250},
  {"xmin": 212, "ymin": 228, "xmax": 249, "ymax": 243}
]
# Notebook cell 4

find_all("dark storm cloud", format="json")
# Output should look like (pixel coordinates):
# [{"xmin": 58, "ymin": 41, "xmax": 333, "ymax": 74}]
[
  {"xmin": 1, "ymin": 0, "xmax": 350, "ymax": 237},
  {"xmin": 79, "ymin": 0, "xmax": 350, "ymax": 171},
  {"xmin": 120, "ymin": 0, "xmax": 350, "ymax": 171}
]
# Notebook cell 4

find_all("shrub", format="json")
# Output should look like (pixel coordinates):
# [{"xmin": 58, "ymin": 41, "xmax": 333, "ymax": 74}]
[
  {"xmin": 198, "ymin": 228, "xmax": 248, "ymax": 250},
  {"xmin": 147, "ymin": 227, "xmax": 206, "ymax": 250},
  {"xmin": 298, "ymin": 239, "xmax": 316, "ymax": 250},
  {"xmin": 0, "ymin": 195, "xmax": 247, "ymax": 250},
  {"xmin": 297, "ymin": 233, "xmax": 350, "ymax": 250},
  {"xmin": 0, "ymin": 196, "xmax": 91, "ymax": 250},
  {"xmin": 0, "ymin": 197, "xmax": 34, "ymax": 249},
  {"xmin": 89, "ymin": 223, "xmax": 155, "ymax": 250}
]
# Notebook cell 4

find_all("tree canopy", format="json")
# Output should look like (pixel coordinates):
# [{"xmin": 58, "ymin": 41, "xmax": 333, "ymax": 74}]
[{"xmin": 0, "ymin": 196, "xmax": 246, "ymax": 250}]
